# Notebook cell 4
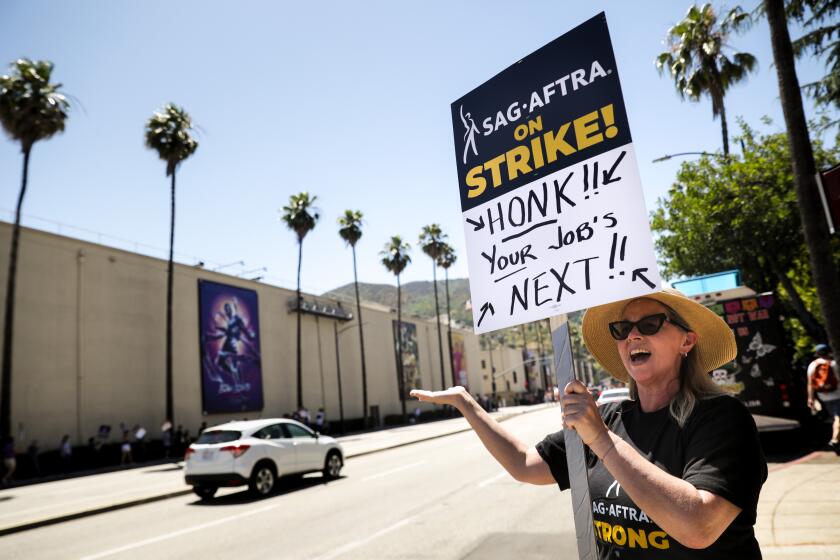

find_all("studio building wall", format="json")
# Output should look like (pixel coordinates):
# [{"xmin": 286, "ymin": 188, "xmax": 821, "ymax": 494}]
[{"xmin": 0, "ymin": 224, "xmax": 498, "ymax": 448}]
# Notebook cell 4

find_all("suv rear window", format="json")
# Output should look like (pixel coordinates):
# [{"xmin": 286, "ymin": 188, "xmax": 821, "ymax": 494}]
[{"xmin": 196, "ymin": 430, "xmax": 241, "ymax": 444}]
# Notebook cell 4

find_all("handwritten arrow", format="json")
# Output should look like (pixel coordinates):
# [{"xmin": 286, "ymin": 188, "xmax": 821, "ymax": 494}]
[
  {"xmin": 632, "ymin": 268, "xmax": 656, "ymax": 289},
  {"xmin": 465, "ymin": 215, "xmax": 485, "ymax": 232},
  {"xmin": 601, "ymin": 150, "xmax": 626, "ymax": 185},
  {"xmin": 477, "ymin": 301, "xmax": 495, "ymax": 327}
]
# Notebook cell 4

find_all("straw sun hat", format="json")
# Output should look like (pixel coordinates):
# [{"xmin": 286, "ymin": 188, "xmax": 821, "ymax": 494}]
[{"xmin": 581, "ymin": 288, "xmax": 737, "ymax": 383}]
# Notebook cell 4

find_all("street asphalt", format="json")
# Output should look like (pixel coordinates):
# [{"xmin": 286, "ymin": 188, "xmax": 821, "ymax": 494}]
[{"xmin": 0, "ymin": 404, "xmax": 837, "ymax": 559}]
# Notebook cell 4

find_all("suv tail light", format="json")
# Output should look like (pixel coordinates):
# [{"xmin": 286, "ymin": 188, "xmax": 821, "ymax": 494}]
[
  {"xmin": 220, "ymin": 444, "xmax": 250, "ymax": 458},
  {"xmin": 184, "ymin": 446, "xmax": 196, "ymax": 460}
]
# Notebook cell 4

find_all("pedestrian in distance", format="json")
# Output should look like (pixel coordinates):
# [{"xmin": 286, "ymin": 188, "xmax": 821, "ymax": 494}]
[
  {"xmin": 412, "ymin": 288, "xmax": 767, "ymax": 558},
  {"xmin": 314, "ymin": 408, "xmax": 326, "ymax": 433},
  {"xmin": 59, "ymin": 435, "xmax": 73, "ymax": 472},
  {"xmin": 120, "ymin": 431, "xmax": 133, "ymax": 465},
  {"xmin": 807, "ymin": 344, "xmax": 840, "ymax": 454},
  {"xmin": 161, "ymin": 420, "xmax": 173, "ymax": 459},
  {"xmin": 298, "ymin": 406, "xmax": 311, "ymax": 427},
  {"xmin": 1, "ymin": 436, "xmax": 15, "ymax": 486}
]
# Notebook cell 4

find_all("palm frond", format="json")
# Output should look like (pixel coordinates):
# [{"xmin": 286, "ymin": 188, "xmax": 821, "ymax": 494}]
[{"xmin": 0, "ymin": 58, "xmax": 70, "ymax": 151}]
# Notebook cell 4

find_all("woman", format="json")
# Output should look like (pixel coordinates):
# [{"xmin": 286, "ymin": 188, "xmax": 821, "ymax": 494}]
[{"xmin": 411, "ymin": 288, "xmax": 766, "ymax": 558}]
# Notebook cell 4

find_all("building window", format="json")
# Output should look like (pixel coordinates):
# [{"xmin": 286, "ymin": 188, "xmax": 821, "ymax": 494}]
[
  {"xmin": 513, "ymin": 371, "xmax": 517, "ymax": 384},
  {"xmin": 481, "ymin": 359, "xmax": 486, "ymax": 369}
]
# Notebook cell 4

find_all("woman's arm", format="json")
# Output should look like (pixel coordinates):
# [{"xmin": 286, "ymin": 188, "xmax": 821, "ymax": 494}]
[
  {"xmin": 562, "ymin": 381, "xmax": 741, "ymax": 550},
  {"xmin": 410, "ymin": 387, "xmax": 555, "ymax": 485}
]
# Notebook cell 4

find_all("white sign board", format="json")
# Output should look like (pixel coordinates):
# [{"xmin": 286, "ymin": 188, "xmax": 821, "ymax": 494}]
[{"xmin": 451, "ymin": 13, "xmax": 661, "ymax": 333}]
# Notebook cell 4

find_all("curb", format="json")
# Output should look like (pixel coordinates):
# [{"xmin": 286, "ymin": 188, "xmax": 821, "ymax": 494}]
[
  {"xmin": 0, "ymin": 489, "xmax": 194, "ymax": 537},
  {"xmin": 0, "ymin": 404, "xmax": 553, "ymax": 537}
]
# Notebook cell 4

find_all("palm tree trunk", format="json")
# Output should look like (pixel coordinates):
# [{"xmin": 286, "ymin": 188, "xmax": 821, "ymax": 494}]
[
  {"xmin": 296, "ymin": 238, "xmax": 303, "ymax": 410},
  {"xmin": 766, "ymin": 0, "xmax": 840, "ymax": 357},
  {"xmin": 397, "ymin": 276, "xmax": 406, "ymax": 422},
  {"xmin": 352, "ymin": 246, "xmax": 369, "ymax": 427},
  {"xmin": 444, "ymin": 269, "xmax": 455, "ymax": 387},
  {"xmin": 1, "ymin": 148, "xmax": 31, "ymax": 438},
  {"xmin": 165, "ymin": 171, "xmax": 175, "ymax": 426},
  {"xmin": 432, "ymin": 264, "xmax": 446, "ymax": 390},
  {"xmin": 719, "ymin": 99, "xmax": 730, "ymax": 156}
]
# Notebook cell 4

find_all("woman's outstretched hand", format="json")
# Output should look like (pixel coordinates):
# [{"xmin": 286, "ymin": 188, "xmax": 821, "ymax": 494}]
[{"xmin": 409, "ymin": 386, "xmax": 469, "ymax": 408}]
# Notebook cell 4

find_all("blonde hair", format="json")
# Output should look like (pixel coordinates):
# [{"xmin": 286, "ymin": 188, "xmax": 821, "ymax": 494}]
[{"xmin": 625, "ymin": 305, "xmax": 727, "ymax": 427}]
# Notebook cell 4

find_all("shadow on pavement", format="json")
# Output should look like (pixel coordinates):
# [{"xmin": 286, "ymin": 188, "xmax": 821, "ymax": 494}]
[
  {"xmin": 187, "ymin": 475, "xmax": 347, "ymax": 507},
  {"xmin": 759, "ymin": 421, "xmax": 834, "ymax": 464}
]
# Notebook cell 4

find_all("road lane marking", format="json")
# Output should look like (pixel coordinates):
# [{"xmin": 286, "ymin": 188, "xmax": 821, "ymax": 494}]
[
  {"xmin": 78, "ymin": 503, "xmax": 280, "ymax": 560},
  {"xmin": 310, "ymin": 514, "xmax": 419, "ymax": 560},
  {"xmin": 477, "ymin": 471, "xmax": 510, "ymax": 488},
  {"xmin": 361, "ymin": 461, "xmax": 427, "ymax": 482}
]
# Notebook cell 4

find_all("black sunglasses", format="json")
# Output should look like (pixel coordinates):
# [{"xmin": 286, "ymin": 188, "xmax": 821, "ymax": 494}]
[{"xmin": 608, "ymin": 313, "xmax": 689, "ymax": 341}]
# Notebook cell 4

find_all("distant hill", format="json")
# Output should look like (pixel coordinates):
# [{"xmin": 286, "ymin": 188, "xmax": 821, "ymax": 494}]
[{"xmin": 323, "ymin": 279, "xmax": 474, "ymax": 327}]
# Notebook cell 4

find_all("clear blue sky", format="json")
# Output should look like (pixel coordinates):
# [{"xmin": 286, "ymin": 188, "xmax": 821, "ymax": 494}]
[{"xmin": 0, "ymin": 1, "xmax": 835, "ymax": 295}]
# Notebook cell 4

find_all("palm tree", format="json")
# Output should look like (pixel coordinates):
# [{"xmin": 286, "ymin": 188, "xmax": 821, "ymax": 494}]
[
  {"xmin": 380, "ymin": 236, "xmax": 411, "ymax": 421},
  {"xmin": 281, "ymin": 192, "xmax": 319, "ymax": 410},
  {"xmin": 656, "ymin": 3, "xmax": 756, "ymax": 155},
  {"xmin": 0, "ymin": 59, "xmax": 69, "ymax": 437},
  {"xmin": 764, "ymin": 0, "xmax": 840, "ymax": 362},
  {"xmin": 418, "ymin": 224, "xmax": 448, "ymax": 390},
  {"xmin": 437, "ymin": 243, "xmax": 457, "ymax": 387},
  {"xmin": 145, "ymin": 103, "xmax": 198, "ymax": 427},
  {"xmin": 338, "ymin": 209, "xmax": 369, "ymax": 426}
]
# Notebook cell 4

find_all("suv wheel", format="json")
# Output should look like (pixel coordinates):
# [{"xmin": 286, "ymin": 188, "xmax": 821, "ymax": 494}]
[
  {"xmin": 193, "ymin": 485, "xmax": 217, "ymax": 500},
  {"xmin": 323, "ymin": 451, "xmax": 343, "ymax": 480},
  {"xmin": 249, "ymin": 464, "xmax": 276, "ymax": 496}
]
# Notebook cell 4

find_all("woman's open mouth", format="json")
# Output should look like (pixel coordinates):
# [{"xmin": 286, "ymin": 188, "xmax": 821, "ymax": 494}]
[{"xmin": 629, "ymin": 349, "xmax": 651, "ymax": 365}]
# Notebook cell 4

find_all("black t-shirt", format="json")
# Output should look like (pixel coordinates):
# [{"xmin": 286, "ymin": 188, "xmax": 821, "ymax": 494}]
[{"xmin": 536, "ymin": 395, "xmax": 767, "ymax": 559}]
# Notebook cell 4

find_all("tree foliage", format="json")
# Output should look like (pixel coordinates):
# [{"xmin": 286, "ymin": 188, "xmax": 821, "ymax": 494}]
[
  {"xmin": 418, "ymin": 224, "xmax": 447, "ymax": 261},
  {"xmin": 436, "ymin": 243, "xmax": 456, "ymax": 270},
  {"xmin": 338, "ymin": 209, "xmax": 363, "ymax": 247},
  {"xmin": 787, "ymin": 0, "xmax": 840, "ymax": 118},
  {"xmin": 0, "ymin": 58, "xmax": 69, "ymax": 153},
  {"xmin": 651, "ymin": 118, "xmax": 840, "ymax": 357},
  {"xmin": 144, "ymin": 103, "xmax": 198, "ymax": 177},
  {"xmin": 656, "ymin": 3, "xmax": 756, "ymax": 154},
  {"xmin": 380, "ymin": 236, "xmax": 411, "ymax": 277},
  {"xmin": 281, "ymin": 192, "xmax": 319, "ymax": 241}
]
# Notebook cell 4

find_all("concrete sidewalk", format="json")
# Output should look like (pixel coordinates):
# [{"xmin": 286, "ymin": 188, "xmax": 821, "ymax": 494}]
[
  {"xmin": 757, "ymin": 450, "xmax": 840, "ymax": 559},
  {"xmin": 0, "ymin": 403, "xmax": 550, "ymax": 536}
]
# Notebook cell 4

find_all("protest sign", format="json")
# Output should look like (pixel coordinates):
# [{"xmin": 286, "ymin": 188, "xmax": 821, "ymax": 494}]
[
  {"xmin": 450, "ymin": 13, "xmax": 661, "ymax": 558},
  {"xmin": 451, "ymin": 12, "xmax": 661, "ymax": 334}
]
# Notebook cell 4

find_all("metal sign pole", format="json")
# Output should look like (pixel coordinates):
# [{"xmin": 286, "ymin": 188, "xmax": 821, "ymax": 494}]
[{"xmin": 550, "ymin": 314, "xmax": 597, "ymax": 559}]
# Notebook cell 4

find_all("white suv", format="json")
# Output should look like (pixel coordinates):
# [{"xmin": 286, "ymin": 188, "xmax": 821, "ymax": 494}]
[{"xmin": 184, "ymin": 419, "xmax": 343, "ymax": 499}]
